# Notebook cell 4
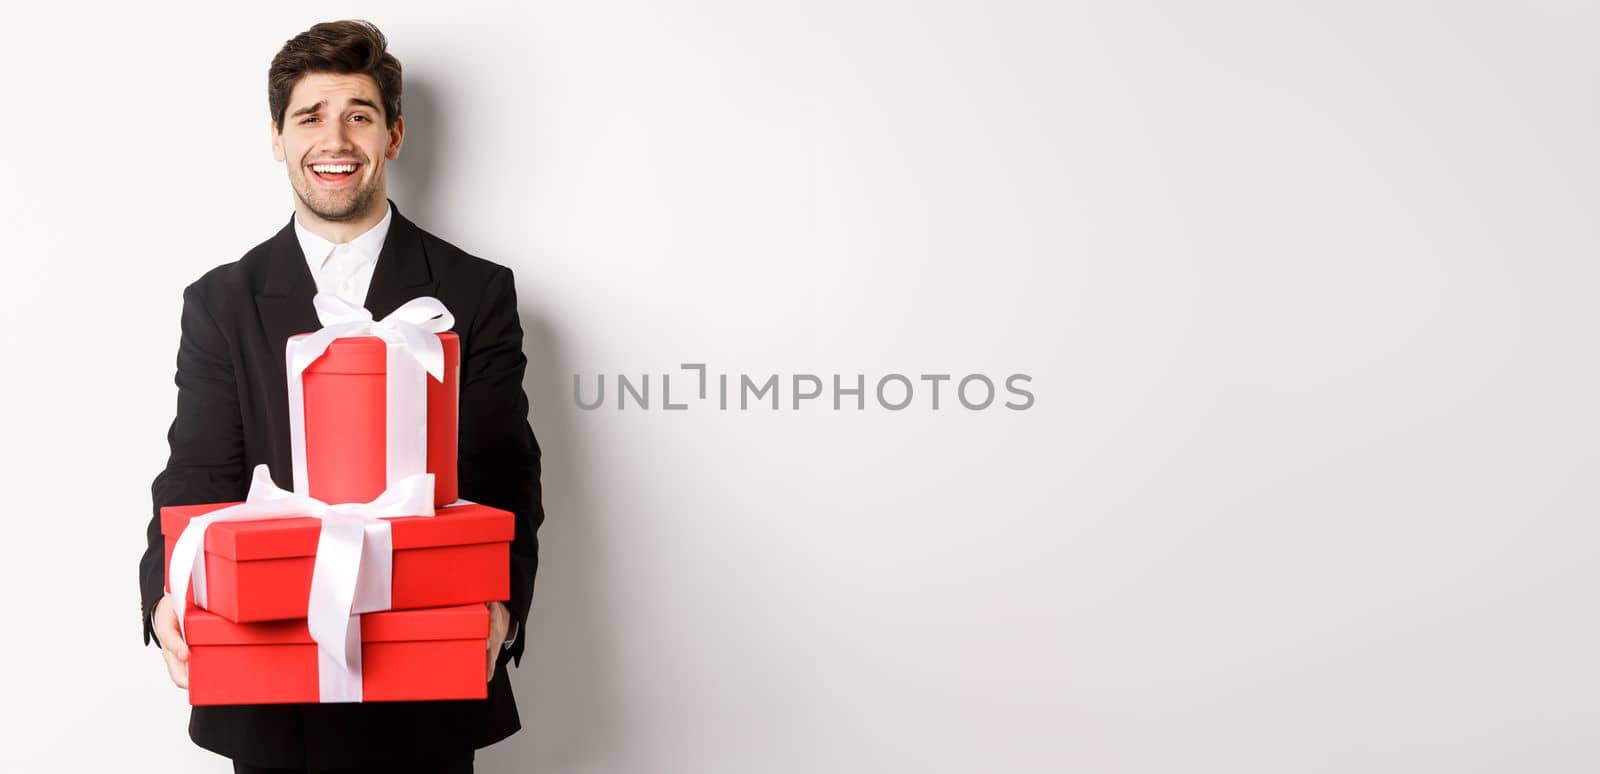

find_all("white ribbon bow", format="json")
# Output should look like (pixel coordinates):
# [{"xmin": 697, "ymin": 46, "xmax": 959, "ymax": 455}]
[
  {"xmin": 168, "ymin": 464, "xmax": 437, "ymax": 702},
  {"xmin": 287, "ymin": 294, "xmax": 456, "ymax": 499}
]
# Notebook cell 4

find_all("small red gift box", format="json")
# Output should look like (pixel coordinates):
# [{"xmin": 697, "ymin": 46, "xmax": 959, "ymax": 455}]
[
  {"xmin": 162, "ymin": 500, "xmax": 513, "ymax": 622},
  {"xmin": 185, "ymin": 603, "xmax": 489, "ymax": 705},
  {"xmin": 296, "ymin": 331, "xmax": 460, "ymax": 507}
]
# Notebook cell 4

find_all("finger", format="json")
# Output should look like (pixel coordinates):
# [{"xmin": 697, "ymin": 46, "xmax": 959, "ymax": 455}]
[
  {"xmin": 486, "ymin": 646, "xmax": 497, "ymax": 682},
  {"xmin": 153, "ymin": 596, "xmax": 189, "ymax": 649},
  {"xmin": 155, "ymin": 615, "xmax": 189, "ymax": 662},
  {"xmin": 162, "ymin": 646, "xmax": 190, "ymax": 690}
]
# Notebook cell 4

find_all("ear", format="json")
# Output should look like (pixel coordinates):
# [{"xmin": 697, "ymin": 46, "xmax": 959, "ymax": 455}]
[
  {"xmin": 385, "ymin": 115, "xmax": 405, "ymax": 160},
  {"xmin": 271, "ymin": 120, "xmax": 285, "ymax": 162}
]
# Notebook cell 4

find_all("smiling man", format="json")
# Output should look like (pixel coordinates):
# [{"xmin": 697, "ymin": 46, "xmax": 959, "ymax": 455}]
[{"xmin": 137, "ymin": 20, "xmax": 544, "ymax": 774}]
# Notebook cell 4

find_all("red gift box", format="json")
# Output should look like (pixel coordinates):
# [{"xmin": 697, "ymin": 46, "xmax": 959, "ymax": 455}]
[
  {"xmin": 162, "ymin": 500, "xmax": 513, "ymax": 622},
  {"xmin": 295, "ymin": 331, "xmax": 460, "ymax": 507},
  {"xmin": 185, "ymin": 603, "xmax": 489, "ymax": 705}
]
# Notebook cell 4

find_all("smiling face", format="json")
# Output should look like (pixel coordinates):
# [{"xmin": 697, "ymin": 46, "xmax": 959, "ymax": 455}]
[{"xmin": 271, "ymin": 72, "xmax": 404, "ymax": 225}]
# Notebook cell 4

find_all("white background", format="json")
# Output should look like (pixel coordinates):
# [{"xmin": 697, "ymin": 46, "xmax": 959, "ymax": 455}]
[{"xmin": 2, "ymin": 1, "xmax": 1596, "ymax": 772}]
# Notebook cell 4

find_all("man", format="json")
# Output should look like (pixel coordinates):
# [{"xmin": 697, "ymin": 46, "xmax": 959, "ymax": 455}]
[{"xmin": 136, "ymin": 20, "xmax": 544, "ymax": 773}]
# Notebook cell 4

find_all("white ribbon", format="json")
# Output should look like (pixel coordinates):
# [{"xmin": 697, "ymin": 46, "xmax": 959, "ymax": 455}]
[
  {"xmin": 286, "ymin": 294, "xmax": 455, "ymax": 500},
  {"xmin": 168, "ymin": 464, "xmax": 437, "ymax": 702}
]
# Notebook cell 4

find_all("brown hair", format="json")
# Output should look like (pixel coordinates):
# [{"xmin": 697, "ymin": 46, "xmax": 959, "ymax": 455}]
[{"xmin": 268, "ymin": 20, "xmax": 402, "ymax": 133}]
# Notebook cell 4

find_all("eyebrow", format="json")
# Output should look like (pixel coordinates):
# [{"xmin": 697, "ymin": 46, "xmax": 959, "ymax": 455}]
[{"xmin": 290, "ymin": 98, "xmax": 383, "ymax": 118}]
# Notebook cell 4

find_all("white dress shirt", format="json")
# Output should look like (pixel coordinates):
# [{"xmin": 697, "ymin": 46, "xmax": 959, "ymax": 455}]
[{"xmin": 294, "ymin": 203, "xmax": 393, "ymax": 307}]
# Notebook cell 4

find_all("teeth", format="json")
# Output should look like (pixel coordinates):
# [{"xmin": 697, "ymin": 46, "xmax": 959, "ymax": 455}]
[{"xmin": 311, "ymin": 163, "xmax": 357, "ymax": 174}]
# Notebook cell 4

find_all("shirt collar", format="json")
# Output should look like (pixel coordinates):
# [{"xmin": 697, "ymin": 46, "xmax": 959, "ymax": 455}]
[{"xmin": 293, "ymin": 202, "xmax": 394, "ymax": 273}]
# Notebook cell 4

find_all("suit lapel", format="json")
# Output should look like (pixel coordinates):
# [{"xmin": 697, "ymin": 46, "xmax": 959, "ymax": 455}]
[
  {"xmin": 250, "ymin": 215, "xmax": 319, "ymax": 491},
  {"xmin": 255, "ymin": 215, "xmax": 322, "ymax": 347},
  {"xmin": 362, "ymin": 200, "xmax": 439, "ymax": 319}
]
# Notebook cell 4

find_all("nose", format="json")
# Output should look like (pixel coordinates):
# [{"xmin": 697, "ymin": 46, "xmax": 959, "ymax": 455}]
[{"xmin": 314, "ymin": 119, "xmax": 358, "ymax": 155}]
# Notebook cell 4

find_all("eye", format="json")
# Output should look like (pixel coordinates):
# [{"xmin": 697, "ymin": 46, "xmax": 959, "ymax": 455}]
[
  {"xmin": 350, "ymin": 114, "xmax": 371, "ymax": 123},
  {"xmin": 300, "ymin": 116, "xmax": 319, "ymax": 124}
]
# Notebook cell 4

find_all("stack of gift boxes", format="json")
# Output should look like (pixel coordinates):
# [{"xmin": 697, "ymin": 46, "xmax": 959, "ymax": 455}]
[{"xmin": 162, "ymin": 297, "xmax": 516, "ymax": 706}]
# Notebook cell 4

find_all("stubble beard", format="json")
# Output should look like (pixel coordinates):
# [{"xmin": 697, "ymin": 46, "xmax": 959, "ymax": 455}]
[{"xmin": 294, "ymin": 166, "xmax": 382, "ymax": 223}]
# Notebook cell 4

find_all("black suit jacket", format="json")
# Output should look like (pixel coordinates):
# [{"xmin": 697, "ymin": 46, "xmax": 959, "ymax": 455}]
[{"xmin": 138, "ymin": 200, "xmax": 544, "ymax": 769}]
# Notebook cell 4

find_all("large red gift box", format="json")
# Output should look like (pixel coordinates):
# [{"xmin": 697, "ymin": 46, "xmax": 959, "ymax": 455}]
[
  {"xmin": 295, "ymin": 331, "xmax": 460, "ymax": 507},
  {"xmin": 185, "ymin": 603, "xmax": 489, "ymax": 705},
  {"xmin": 162, "ymin": 500, "xmax": 513, "ymax": 622}
]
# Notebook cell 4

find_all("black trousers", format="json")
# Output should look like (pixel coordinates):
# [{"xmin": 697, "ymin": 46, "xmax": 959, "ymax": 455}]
[{"xmin": 232, "ymin": 752, "xmax": 472, "ymax": 774}]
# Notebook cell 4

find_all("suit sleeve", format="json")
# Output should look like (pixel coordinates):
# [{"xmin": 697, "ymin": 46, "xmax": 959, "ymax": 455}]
[
  {"xmin": 140, "ymin": 280, "xmax": 249, "ymax": 646},
  {"xmin": 458, "ymin": 267, "xmax": 545, "ymax": 668}
]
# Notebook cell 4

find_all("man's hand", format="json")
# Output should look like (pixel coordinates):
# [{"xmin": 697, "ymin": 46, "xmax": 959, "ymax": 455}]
[
  {"xmin": 152, "ymin": 593, "xmax": 189, "ymax": 689},
  {"xmin": 486, "ymin": 601, "xmax": 511, "ymax": 681}
]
